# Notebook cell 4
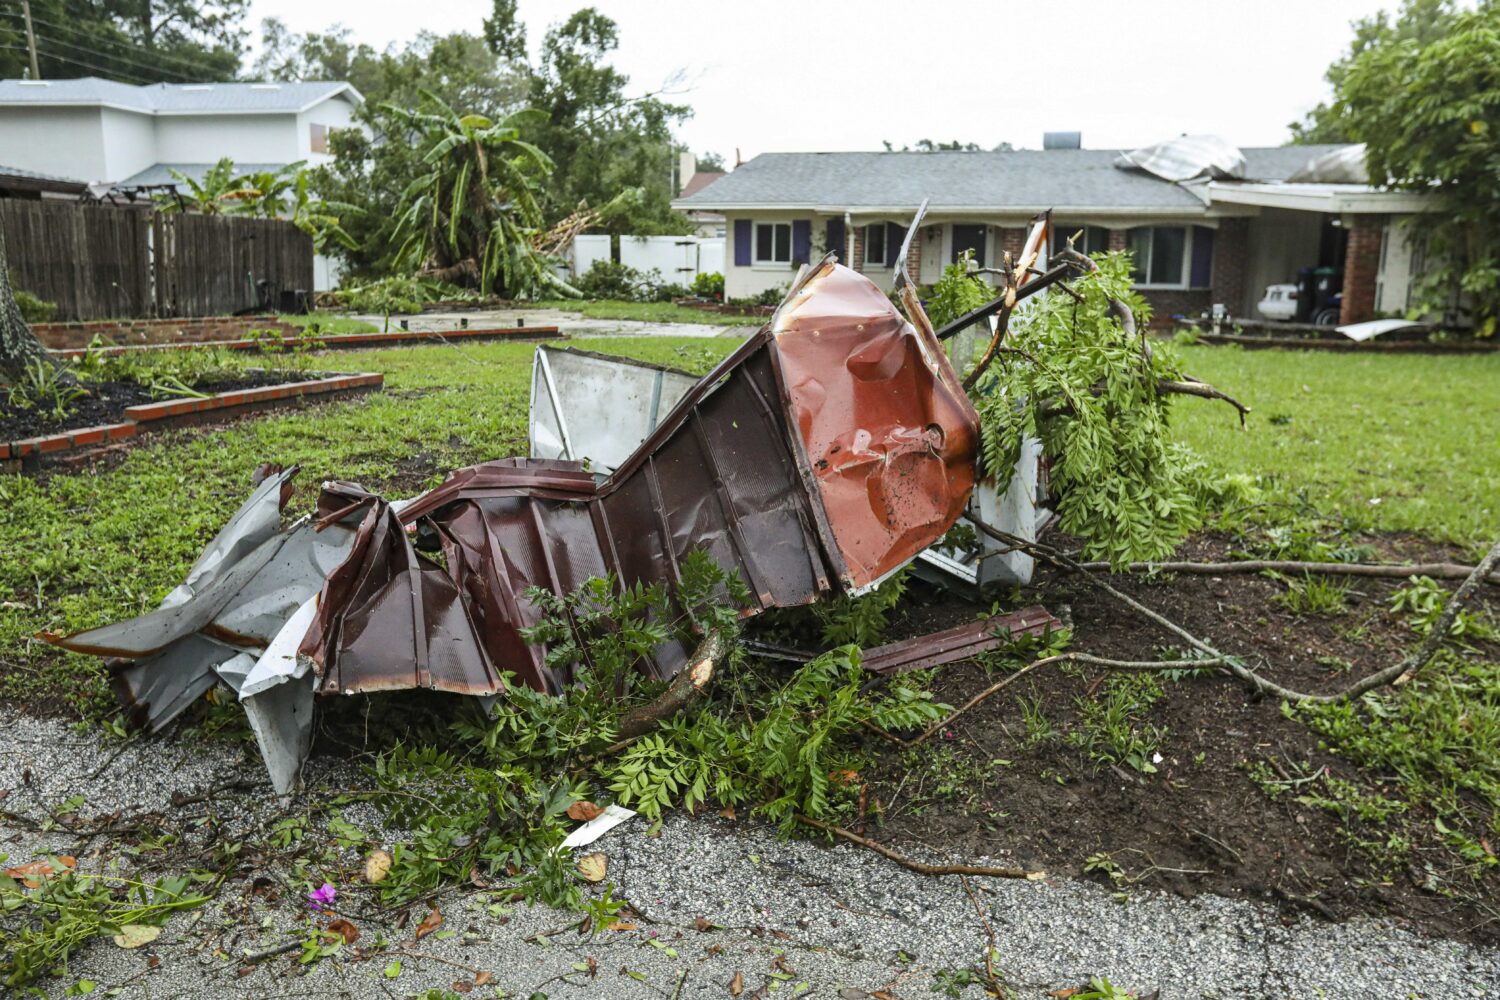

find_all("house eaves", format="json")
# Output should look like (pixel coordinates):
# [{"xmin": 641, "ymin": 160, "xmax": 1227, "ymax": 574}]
[{"xmin": 1206, "ymin": 181, "xmax": 1433, "ymax": 215}]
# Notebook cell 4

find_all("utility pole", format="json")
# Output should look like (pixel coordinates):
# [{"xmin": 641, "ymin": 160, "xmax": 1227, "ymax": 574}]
[{"xmin": 20, "ymin": 0, "xmax": 40, "ymax": 79}]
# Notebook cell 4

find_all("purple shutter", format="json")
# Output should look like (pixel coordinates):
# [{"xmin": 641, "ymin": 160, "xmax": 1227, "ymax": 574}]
[
  {"xmin": 887, "ymin": 224, "xmax": 907, "ymax": 267},
  {"xmin": 792, "ymin": 220, "xmax": 811, "ymax": 265},
  {"xmin": 826, "ymin": 218, "xmax": 846, "ymax": 264},
  {"xmin": 1190, "ymin": 226, "xmax": 1214, "ymax": 288},
  {"xmin": 734, "ymin": 220, "xmax": 752, "ymax": 266}
]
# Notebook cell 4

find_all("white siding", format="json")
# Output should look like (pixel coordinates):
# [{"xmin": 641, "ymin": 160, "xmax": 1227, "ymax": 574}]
[
  {"xmin": 295, "ymin": 96, "xmax": 358, "ymax": 166},
  {"xmin": 721, "ymin": 212, "xmax": 811, "ymax": 300},
  {"xmin": 98, "ymin": 108, "xmax": 156, "ymax": 181},
  {"xmin": 0, "ymin": 106, "xmax": 109, "ymax": 182},
  {"xmin": 155, "ymin": 114, "xmax": 300, "ymax": 166}
]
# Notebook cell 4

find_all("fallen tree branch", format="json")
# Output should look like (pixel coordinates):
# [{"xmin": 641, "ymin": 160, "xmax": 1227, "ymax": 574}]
[
  {"xmin": 986, "ymin": 527, "xmax": 1500, "ymax": 704},
  {"xmin": 796, "ymin": 814, "xmax": 1043, "ymax": 880},
  {"xmin": 1037, "ymin": 378, "xmax": 1251, "ymax": 424},
  {"xmin": 613, "ymin": 629, "xmax": 730, "ymax": 743},
  {"xmin": 1070, "ymin": 558, "xmax": 1500, "ymax": 586}
]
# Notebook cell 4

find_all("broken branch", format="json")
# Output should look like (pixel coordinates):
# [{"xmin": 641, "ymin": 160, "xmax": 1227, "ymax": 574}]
[
  {"xmin": 796, "ymin": 814, "xmax": 1043, "ymax": 880},
  {"xmin": 613, "ymin": 629, "xmax": 730, "ymax": 743},
  {"xmin": 1070, "ymin": 558, "xmax": 1500, "ymax": 587}
]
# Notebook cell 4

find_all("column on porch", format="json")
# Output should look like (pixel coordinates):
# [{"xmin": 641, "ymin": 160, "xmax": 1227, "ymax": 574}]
[
  {"xmin": 1209, "ymin": 218, "xmax": 1249, "ymax": 315},
  {"xmin": 1339, "ymin": 215, "xmax": 1384, "ymax": 325}
]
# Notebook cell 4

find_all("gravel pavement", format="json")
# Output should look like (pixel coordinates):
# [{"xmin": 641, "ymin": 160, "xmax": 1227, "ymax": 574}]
[
  {"xmin": 2, "ymin": 707, "xmax": 1496, "ymax": 1000},
  {"xmin": 347, "ymin": 307, "xmax": 747, "ymax": 340}
]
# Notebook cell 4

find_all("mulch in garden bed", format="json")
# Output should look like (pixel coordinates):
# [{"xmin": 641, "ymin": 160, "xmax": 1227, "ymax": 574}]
[
  {"xmin": 0, "ymin": 373, "xmax": 310, "ymax": 441},
  {"xmin": 850, "ymin": 532, "xmax": 1500, "ymax": 946}
]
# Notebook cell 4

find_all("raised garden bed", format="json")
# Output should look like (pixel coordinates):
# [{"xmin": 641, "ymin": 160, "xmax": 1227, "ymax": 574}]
[
  {"xmin": 1185, "ymin": 318, "xmax": 1498, "ymax": 353},
  {"xmin": 2, "ymin": 370, "xmax": 383, "ymax": 471},
  {"xmin": 670, "ymin": 298, "xmax": 775, "ymax": 316},
  {"xmin": 32, "ymin": 315, "xmax": 300, "ymax": 350}
]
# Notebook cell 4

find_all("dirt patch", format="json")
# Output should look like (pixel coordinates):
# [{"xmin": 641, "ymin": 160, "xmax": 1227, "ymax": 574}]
[
  {"xmin": 0, "ymin": 373, "xmax": 295, "ymax": 440},
  {"xmin": 852, "ymin": 533, "xmax": 1500, "ymax": 946}
]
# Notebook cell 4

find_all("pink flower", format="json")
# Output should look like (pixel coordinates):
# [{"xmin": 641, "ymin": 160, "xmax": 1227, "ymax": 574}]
[{"xmin": 308, "ymin": 883, "xmax": 337, "ymax": 911}]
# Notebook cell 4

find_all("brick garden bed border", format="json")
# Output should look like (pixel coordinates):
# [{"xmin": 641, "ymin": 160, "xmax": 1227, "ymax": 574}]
[
  {"xmin": 47, "ymin": 325, "xmax": 562, "ymax": 359},
  {"xmin": 3, "ymin": 371, "xmax": 384, "ymax": 471}
]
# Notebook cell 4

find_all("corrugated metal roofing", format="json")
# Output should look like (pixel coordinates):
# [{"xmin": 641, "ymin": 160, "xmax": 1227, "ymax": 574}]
[
  {"xmin": 673, "ymin": 145, "xmax": 1352, "ymax": 211},
  {"xmin": 0, "ymin": 78, "xmax": 361, "ymax": 114}
]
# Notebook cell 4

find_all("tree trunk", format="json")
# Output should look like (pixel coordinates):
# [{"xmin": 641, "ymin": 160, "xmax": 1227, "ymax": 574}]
[{"xmin": 0, "ymin": 226, "xmax": 58, "ymax": 384}]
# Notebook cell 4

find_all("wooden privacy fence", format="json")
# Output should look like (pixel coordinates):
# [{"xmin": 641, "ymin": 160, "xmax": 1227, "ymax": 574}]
[{"xmin": 0, "ymin": 200, "xmax": 314, "ymax": 321}]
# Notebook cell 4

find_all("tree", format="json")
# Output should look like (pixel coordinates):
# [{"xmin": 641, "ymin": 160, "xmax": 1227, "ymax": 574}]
[
  {"xmin": 1327, "ymin": 0, "xmax": 1500, "ymax": 331},
  {"xmin": 0, "ymin": 229, "xmax": 58, "ymax": 384},
  {"xmin": 0, "ymin": 0, "xmax": 244, "ymax": 82},
  {"xmin": 1289, "ymin": 0, "xmax": 1459, "ymax": 144},
  {"xmin": 389, "ymin": 94, "xmax": 568, "ymax": 299},
  {"xmin": 483, "ymin": 0, "xmax": 526, "ymax": 62},
  {"xmin": 695, "ymin": 152, "xmax": 726, "ymax": 173}
]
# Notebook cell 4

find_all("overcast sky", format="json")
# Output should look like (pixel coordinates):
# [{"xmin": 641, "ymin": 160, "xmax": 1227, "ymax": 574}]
[{"xmin": 246, "ymin": 0, "xmax": 1394, "ymax": 159}]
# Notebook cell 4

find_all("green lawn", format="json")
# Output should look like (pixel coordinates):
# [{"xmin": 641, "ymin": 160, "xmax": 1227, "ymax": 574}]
[
  {"xmin": 530, "ymin": 299, "xmax": 765, "ymax": 326},
  {"xmin": 1173, "ymin": 344, "xmax": 1500, "ymax": 552},
  {"xmin": 278, "ymin": 312, "xmax": 381, "ymax": 335},
  {"xmin": 1, "ymin": 335, "xmax": 1494, "ymax": 711}
]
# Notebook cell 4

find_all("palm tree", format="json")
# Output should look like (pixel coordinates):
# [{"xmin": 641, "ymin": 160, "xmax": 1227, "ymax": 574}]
[
  {"xmin": 161, "ymin": 158, "xmax": 244, "ymax": 215},
  {"xmin": 389, "ymin": 92, "xmax": 572, "ymax": 299}
]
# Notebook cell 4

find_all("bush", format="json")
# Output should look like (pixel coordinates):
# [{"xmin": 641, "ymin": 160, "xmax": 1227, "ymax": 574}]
[
  {"xmin": 13, "ymin": 286, "xmax": 55, "ymax": 323},
  {"xmin": 574, "ymin": 260, "xmax": 640, "ymax": 300},
  {"xmin": 691, "ymin": 272, "xmax": 724, "ymax": 300}
]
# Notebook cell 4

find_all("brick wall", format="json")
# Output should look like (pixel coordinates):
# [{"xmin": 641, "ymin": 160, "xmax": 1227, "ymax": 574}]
[
  {"xmin": 851, "ymin": 226, "xmax": 865, "ymax": 273},
  {"xmin": 1340, "ymin": 215, "xmax": 1384, "ymax": 325},
  {"xmin": 999, "ymin": 228, "xmax": 1026, "ymax": 263},
  {"xmin": 1107, "ymin": 229, "xmax": 1129, "ymax": 252},
  {"xmin": 1138, "ymin": 289, "xmax": 1212, "ymax": 325},
  {"xmin": 32, "ymin": 315, "xmax": 299, "ymax": 350},
  {"xmin": 1210, "ymin": 218, "xmax": 1249, "ymax": 315}
]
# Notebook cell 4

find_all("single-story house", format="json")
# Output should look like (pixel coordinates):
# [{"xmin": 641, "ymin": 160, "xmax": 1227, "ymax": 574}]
[{"xmin": 671, "ymin": 137, "xmax": 1433, "ymax": 325}]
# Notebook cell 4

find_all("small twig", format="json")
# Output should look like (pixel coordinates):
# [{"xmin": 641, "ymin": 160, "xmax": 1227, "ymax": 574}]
[
  {"xmin": 399, "ymin": 948, "xmax": 488, "ymax": 977},
  {"xmin": 960, "ymin": 876, "xmax": 1001, "ymax": 988},
  {"xmin": 797, "ymin": 814, "xmax": 1043, "ymax": 880},
  {"xmin": 240, "ymin": 940, "xmax": 301, "ymax": 963}
]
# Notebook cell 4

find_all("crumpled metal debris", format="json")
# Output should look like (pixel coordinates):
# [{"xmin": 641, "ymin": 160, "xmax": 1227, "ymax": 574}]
[{"xmin": 41, "ymin": 257, "xmax": 1039, "ymax": 795}]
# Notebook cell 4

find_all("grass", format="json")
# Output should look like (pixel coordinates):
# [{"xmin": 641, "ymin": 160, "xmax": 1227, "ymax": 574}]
[
  {"xmin": 277, "ymin": 312, "xmax": 380, "ymax": 336},
  {"xmin": 529, "ymin": 299, "xmax": 765, "ymax": 326},
  {"xmin": 1172, "ymin": 344, "xmax": 1500, "ymax": 550}
]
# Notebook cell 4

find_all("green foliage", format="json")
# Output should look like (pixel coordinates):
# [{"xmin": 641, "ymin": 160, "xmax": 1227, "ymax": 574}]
[
  {"xmin": 0, "ymin": 858, "xmax": 210, "ymax": 989},
  {"xmin": 12, "ymin": 286, "xmax": 56, "ymax": 324},
  {"xmin": 0, "ymin": 0, "xmax": 245, "ymax": 84},
  {"xmin": 1318, "ymin": 0, "xmax": 1500, "ymax": 331},
  {"xmin": 691, "ymin": 272, "xmax": 725, "ymax": 299},
  {"xmin": 968, "ymin": 251, "xmax": 1210, "ymax": 566},
  {"xmin": 571, "ymin": 260, "xmax": 688, "ymax": 303},
  {"xmin": 1065, "ymin": 674, "xmax": 1167, "ymax": 774},
  {"xmin": 5, "ymin": 359, "xmax": 86, "ymax": 422},
  {"xmin": 69, "ymin": 340, "xmax": 246, "ymax": 391},
  {"xmin": 1273, "ymin": 574, "xmax": 1350, "ymax": 616},
  {"xmin": 924, "ymin": 257, "xmax": 993, "ymax": 329},
  {"xmin": 814, "ymin": 568, "xmax": 908, "ymax": 648},
  {"xmin": 1391, "ymin": 575, "xmax": 1496, "ymax": 640},
  {"xmin": 389, "ymin": 93, "xmax": 572, "ymax": 300}
]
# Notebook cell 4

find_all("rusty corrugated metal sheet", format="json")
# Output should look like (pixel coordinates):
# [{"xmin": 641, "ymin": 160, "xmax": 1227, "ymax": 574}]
[
  {"xmin": 303, "ymin": 258, "xmax": 982, "ymax": 695},
  {"xmin": 859, "ymin": 607, "xmax": 1061, "ymax": 676}
]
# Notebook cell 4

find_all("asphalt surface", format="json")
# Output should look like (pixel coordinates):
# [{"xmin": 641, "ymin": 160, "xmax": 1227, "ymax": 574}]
[{"xmin": 2, "ymin": 707, "xmax": 1497, "ymax": 1000}]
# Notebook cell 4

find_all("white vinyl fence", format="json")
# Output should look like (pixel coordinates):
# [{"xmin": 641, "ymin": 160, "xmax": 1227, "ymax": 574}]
[{"xmin": 566, "ymin": 235, "xmax": 725, "ymax": 286}]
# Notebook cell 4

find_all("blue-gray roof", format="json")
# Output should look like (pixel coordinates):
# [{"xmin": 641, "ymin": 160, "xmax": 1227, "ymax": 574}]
[
  {"xmin": 0, "ymin": 163, "xmax": 83, "ymax": 183},
  {"xmin": 0, "ymin": 78, "xmax": 361, "ymax": 114},
  {"xmin": 121, "ymin": 162, "xmax": 291, "ymax": 188},
  {"xmin": 674, "ymin": 145, "xmax": 1351, "ymax": 212}
]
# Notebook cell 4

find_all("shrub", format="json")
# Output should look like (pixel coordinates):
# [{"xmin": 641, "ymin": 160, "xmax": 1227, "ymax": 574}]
[
  {"xmin": 13, "ymin": 286, "xmax": 55, "ymax": 323},
  {"xmin": 691, "ymin": 272, "xmax": 724, "ymax": 299},
  {"xmin": 574, "ymin": 259, "xmax": 641, "ymax": 300}
]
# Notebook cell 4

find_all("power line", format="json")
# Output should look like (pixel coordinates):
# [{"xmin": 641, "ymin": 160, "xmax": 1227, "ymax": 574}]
[
  {"xmin": 25, "ymin": 30, "xmax": 202, "ymax": 83},
  {"xmin": 0, "ymin": 6, "xmax": 235, "ymax": 80},
  {"xmin": 0, "ymin": 43, "xmax": 154, "ymax": 85}
]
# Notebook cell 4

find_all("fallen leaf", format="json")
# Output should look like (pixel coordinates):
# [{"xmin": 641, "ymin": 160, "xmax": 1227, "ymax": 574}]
[
  {"xmin": 364, "ymin": 849, "xmax": 392, "ymax": 883},
  {"xmin": 719, "ymin": 805, "xmax": 736, "ymax": 821},
  {"xmin": 475, "ymin": 971, "xmax": 493, "ymax": 986},
  {"xmin": 576, "ymin": 852, "xmax": 607, "ymax": 883},
  {"xmin": 871, "ymin": 992, "xmax": 899, "ymax": 1000},
  {"xmin": 384, "ymin": 960, "xmax": 401, "ymax": 978},
  {"xmin": 838, "ymin": 989, "xmax": 868, "ymax": 999},
  {"xmin": 729, "ymin": 970, "xmax": 744, "ymax": 995},
  {"xmin": 695, "ymin": 917, "xmax": 712, "ymax": 932},
  {"xmin": 605, "ymin": 920, "xmax": 638, "ymax": 931},
  {"xmin": 1048, "ymin": 990, "xmax": 1081, "ymax": 999},
  {"xmin": 587, "ymin": 956, "xmax": 599, "ymax": 977},
  {"xmin": 325, "ymin": 919, "xmax": 360, "ymax": 945},
  {"xmin": 236, "ymin": 966, "xmax": 256, "ymax": 978},
  {"xmin": 6, "ymin": 855, "xmax": 76, "ymax": 888},
  {"xmin": 452, "ymin": 980, "xmax": 473, "ymax": 994},
  {"xmin": 1026, "ymin": 870, "xmax": 1048, "ymax": 881},
  {"xmin": 415, "ymin": 906, "xmax": 443, "ymax": 940},
  {"xmin": 112, "ymin": 924, "xmax": 162, "ymax": 949},
  {"xmin": 147, "ymin": 956, "xmax": 160, "ymax": 969},
  {"xmin": 770, "ymin": 929, "xmax": 789, "ymax": 940},
  {"xmin": 567, "ymin": 800, "xmax": 605, "ymax": 822}
]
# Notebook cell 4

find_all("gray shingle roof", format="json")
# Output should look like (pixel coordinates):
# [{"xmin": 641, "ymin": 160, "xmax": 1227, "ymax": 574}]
[
  {"xmin": 0, "ymin": 78, "xmax": 361, "ymax": 114},
  {"xmin": 674, "ymin": 145, "xmax": 1352, "ymax": 212},
  {"xmin": 0, "ymin": 163, "xmax": 83, "ymax": 183},
  {"xmin": 121, "ymin": 163, "xmax": 291, "ymax": 188}
]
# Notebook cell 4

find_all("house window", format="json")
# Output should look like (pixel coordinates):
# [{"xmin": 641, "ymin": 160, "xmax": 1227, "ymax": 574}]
[
  {"xmin": 1056, "ymin": 224, "xmax": 1109, "ymax": 256},
  {"xmin": 310, "ymin": 124, "xmax": 329, "ymax": 154},
  {"xmin": 865, "ymin": 223, "xmax": 888, "ymax": 266},
  {"xmin": 755, "ymin": 222, "xmax": 791, "ymax": 264},
  {"xmin": 1128, "ymin": 226, "xmax": 1190, "ymax": 287}
]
